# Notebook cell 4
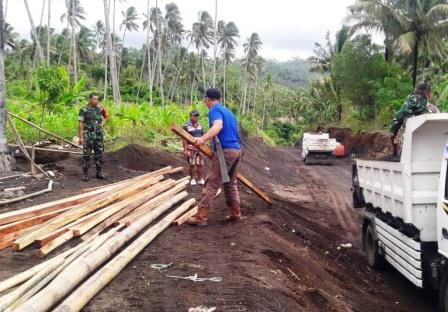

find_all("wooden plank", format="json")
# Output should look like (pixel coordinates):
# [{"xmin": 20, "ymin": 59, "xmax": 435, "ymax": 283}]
[
  {"xmin": 20, "ymin": 193, "xmax": 191, "ymax": 312},
  {"xmin": 35, "ymin": 231, "xmax": 75, "ymax": 258},
  {"xmin": 173, "ymin": 206, "xmax": 198, "ymax": 225},
  {"xmin": 80, "ymin": 179, "xmax": 186, "ymax": 241},
  {"xmin": 12, "ymin": 175, "xmax": 164, "ymax": 250},
  {"xmin": 35, "ymin": 206, "xmax": 111, "ymax": 247},
  {"xmin": 81, "ymin": 166, "xmax": 182, "ymax": 193},
  {"xmin": 71, "ymin": 180, "xmax": 177, "ymax": 236},
  {"xmin": 0, "ymin": 188, "xmax": 106, "ymax": 226},
  {"xmin": 170, "ymin": 124, "xmax": 272, "ymax": 205},
  {"xmin": 117, "ymin": 180, "xmax": 189, "ymax": 227},
  {"xmin": 0, "ymin": 204, "xmax": 71, "ymax": 236},
  {"xmin": 7, "ymin": 111, "xmax": 82, "ymax": 149}
]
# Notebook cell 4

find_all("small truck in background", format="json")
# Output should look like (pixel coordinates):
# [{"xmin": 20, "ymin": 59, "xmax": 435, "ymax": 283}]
[
  {"xmin": 352, "ymin": 113, "xmax": 448, "ymax": 310},
  {"xmin": 301, "ymin": 132, "xmax": 343, "ymax": 165}
]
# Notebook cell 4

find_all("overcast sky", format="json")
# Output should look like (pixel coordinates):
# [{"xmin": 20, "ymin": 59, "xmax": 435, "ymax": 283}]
[{"xmin": 7, "ymin": 0, "xmax": 368, "ymax": 61}]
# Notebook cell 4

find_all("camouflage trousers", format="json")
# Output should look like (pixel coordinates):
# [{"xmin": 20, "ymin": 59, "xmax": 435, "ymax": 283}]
[{"xmin": 82, "ymin": 132, "xmax": 104, "ymax": 171}]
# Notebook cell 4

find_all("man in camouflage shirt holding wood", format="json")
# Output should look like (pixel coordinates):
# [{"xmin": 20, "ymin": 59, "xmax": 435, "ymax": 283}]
[{"xmin": 78, "ymin": 93, "xmax": 109, "ymax": 182}]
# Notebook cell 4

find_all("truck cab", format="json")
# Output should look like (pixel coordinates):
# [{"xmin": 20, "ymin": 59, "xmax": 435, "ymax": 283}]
[{"xmin": 352, "ymin": 113, "xmax": 448, "ymax": 310}]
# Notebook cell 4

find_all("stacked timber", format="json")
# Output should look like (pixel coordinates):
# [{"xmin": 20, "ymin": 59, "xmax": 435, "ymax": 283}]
[
  {"xmin": 0, "ymin": 166, "xmax": 199, "ymax": 311},
  {"xmin": 0, "ymin": 166, "xmax": 197, "ymax": 257}
]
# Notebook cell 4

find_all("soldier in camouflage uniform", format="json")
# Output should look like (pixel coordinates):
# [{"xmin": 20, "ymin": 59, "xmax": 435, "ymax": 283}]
[
  {"xmin": 78, "ymin": 93, "xmax": 109, "ymax": 181},
  {"xmin": 391, "ymin": 83, "xmax": 439, "ymax": 155}
]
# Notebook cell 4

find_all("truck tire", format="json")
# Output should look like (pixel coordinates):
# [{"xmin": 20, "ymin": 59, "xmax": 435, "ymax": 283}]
[
  {"xmin": 439, "ymin": 269, "xmax": 448, "ymax": 312},
  {"xmin": 364, "ymin": 223, "xmax": 387, "ymax": 270}
]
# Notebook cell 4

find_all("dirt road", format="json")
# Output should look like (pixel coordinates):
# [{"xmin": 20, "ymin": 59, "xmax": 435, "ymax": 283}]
[{"xmin": 0, "ymin": 142, "xmax": 436, "ymax": 311}]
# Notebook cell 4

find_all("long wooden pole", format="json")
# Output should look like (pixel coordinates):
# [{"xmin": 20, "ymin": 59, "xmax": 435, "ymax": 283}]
[
  {"xmin": 17, "ymin": 192, "xmax": 189, "ymax": 312},
  {"xmin": 54, "ymin": 199, "xmax": 196, "ymax": 312},
  {"xmin": 170, "ymin": 124, "xmax": 272, "ymax": 205},
  {"xmin": 7, "ymin": 111, "xmax": 81, "ymax": 149},
  {"xmin": 8, "ymin": 144, "xmax": 82, "ymax": 155}
]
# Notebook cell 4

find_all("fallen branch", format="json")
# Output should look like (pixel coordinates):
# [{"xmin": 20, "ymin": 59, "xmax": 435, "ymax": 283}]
[{"xmin": 0, "ymin": 180, "xmax": 53, "ymax": 206}]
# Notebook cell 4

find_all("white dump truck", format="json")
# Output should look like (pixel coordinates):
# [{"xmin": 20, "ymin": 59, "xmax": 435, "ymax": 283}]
[
  {"xmin": 352, "ymin": 113, "xmax": 448, "ymax": 310},
  {"xmin": 301, "ymin": 133, "xmax": 339, "ymax": 165}
]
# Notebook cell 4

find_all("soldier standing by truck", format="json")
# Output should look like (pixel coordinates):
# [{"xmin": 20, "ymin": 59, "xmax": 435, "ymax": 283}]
[{"xmin": 390, "ymin": 83, "xmax": 439, "ymax": 156}]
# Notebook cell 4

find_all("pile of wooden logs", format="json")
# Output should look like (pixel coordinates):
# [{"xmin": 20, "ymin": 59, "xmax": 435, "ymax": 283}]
[
  {"xmin": 0, "ymin": 166, "xmax": 197, "ymax": 258},
  {"xmin": 0, "ymin": 166, "xmax": 198, "ymax": 311}
]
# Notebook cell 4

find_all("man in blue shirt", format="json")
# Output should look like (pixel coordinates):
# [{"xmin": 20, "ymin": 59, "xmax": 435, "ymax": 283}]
[{"xmin": 188, "ymin": 88, "xmax": 242, "ymax": 226}]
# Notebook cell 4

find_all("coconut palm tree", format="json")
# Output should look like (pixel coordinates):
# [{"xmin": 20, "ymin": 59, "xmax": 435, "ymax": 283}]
[
  {"xmin": 218, "ymin": 20, "xmax": 239, "ymax": 104},
  {"xmin": 308, "ymin": 26, "xmax": 350, "ymax": 74},
  {"xmin": 76, "ymin": 26, "xmax": 95, "ymax": 62},
  {"xmin": 165, "ymin": 3, "xmax": 184, "ymax": 44},
  {"xmin": 242, "ymin": 32, "xmax": 262, "ymax": 113},
  {"xmin": 118, "ymin": 6, "xmax": 139, "ymax": 78},
  {"xmin": 188, "ymin": 11, "xmax": 213, "ymax": 91},
  {"xmin": 61, "ymin": 0, "xmax": 86, "ymax": 83},
  {"xmin": 4, "ymin": 23, "xmax": 18, "ymax": 50},
  {"xmin": 347, "ymin": 0, "xmax": 448, "ymax": 87},
  {"xmin": 92, "ymin": 20, "xmax": 105, "ymax": 51}
]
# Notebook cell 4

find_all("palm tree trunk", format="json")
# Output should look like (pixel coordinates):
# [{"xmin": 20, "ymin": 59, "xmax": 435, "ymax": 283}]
[
  {"xmin": 223, "ymin": 61, "xmax": 226, "ymax": 105},
  {"xmin": 46, "ymin": 0, "xmax": 51, "ymax": 66},
  {"xmin": 156, "ymin": 0, "xmax": 164, "ymax": 106},
  {"xmin": 201, "ymin": 50, "xmax": 206, "ymax": 91},
  {"xmin": 0, "ymin": 0, "xmax": 10, "ymax": 171},
  {"xmin": 145, "ymin": 0, "xmax": 152, "ymax": 105},
  {"xmin": 412, "ymin": 38, "xmax": 419, "ymax": 88},
  {"xmin": 137, "ymin": 45, "xmax": 146, "ymax": 99},
  {"xmin": 23, "ymin": 0, "xmax": 44, "ymax": 63},
  {"xmin": 212, "ymin": 0, "xmax": 218, "ymax": 87},
  {"xmin": 103, "ymin": 0, "xmax": 121, "ymax": 104},
  {"xmin": 117, "ymin": 27, "xmax": 126, "ymax": 82},
  {"xmin": 103, "ymin": 50, "xmax": 108, "ymax": 101},
  {"xmin": 169, "ymin": 43, "xmax": 191, "ymax": 102}
]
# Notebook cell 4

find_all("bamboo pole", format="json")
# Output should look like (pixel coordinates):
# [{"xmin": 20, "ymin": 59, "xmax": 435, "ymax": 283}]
[
  {"xmin": 12, "ymin": 175, "xmax": 163, "ymax": 250},
  {"xmin": 173, "ymin": 206, "xmax": 198, "ymax": 225},
  {"xmin": 170, "ymin": 124, "xmax": 272, "ymax": 205},
  {"xmin": 7, "ymin": 114, "xmax": 50, "ymax": 179},
  {"xmin": 17, "ymin": 192, "xmax": 189, "ymax": 312},
  {"xmin": 8, "ymin": 144, "xmax": 82, "ymax": 155},
  {"xmin": 80, "ymin": 179, "xmax": 188, "ymax": 241},
  {"xmin": 7, "ymin": 111, "xmax": 82, "ymax": 149},
  {"xmin": 71, "ymin": 179, "xmax": 177, "ymax": 237},
  {"xmin": 54, "ymin": 199, "xmax": 196, "ymax": 312}
]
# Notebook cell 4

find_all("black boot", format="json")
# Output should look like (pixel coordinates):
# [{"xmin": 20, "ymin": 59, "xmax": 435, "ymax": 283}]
[
  {"xmin": 82, "ymin": 169, "xmax": 89, "ymax": 182},
  {"xmin": 96, "ymin": 168, "xmax": 106, "ymax": 180}
]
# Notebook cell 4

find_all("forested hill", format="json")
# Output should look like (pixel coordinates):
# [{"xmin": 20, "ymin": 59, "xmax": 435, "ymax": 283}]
[{"xmin": 263, "ymin": 58, "xmax": 316, "ymax": 90}]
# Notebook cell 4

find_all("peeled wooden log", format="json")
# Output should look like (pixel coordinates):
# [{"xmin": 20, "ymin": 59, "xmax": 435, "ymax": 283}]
[
  {"xmin": 170, "ymin": 124, "xmax": 272, "ymax": 205},
  {"xmin": 173, "ymin": 206, "xmax": 199, "ymax": 225},
  {"xmin": 54, "ymin": 198, "xmax": 196, "ymax": 312},
  {"xmin": 0, "ymin": 239, "xmax": 91, "ymax": 294},
  {"xmin": 17, "ymin": 192, "xmax": 189, "ymax": 312},
  {"xmin": 117, "ymin": 179, "xmax": 189, "ymax": 227},
  {"xmin": 71, "ymin": 179, "xmax": 176, "ymax": 237},
  {"xmin": 80, "ymin": 179, "xmax": 188, "ymax": 242},
  {"xmin": 0, "ymin": 256, "xmax": 64, "ymax": 311},
  {"xmin": 5, "ymin": 227, "xmax": 123, "ymax": 311},
  {"xmin": 12, "ymin": 175, "xmax": 163, "ymax": 250}
]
